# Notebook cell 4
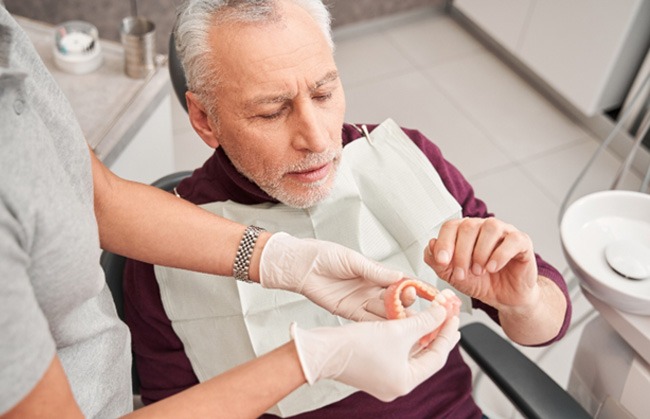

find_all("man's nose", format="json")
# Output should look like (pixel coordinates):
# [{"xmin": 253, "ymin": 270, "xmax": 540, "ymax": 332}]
[{"xmin": 291, "ymin": 101, "xmax": 329, "ymax": 153}]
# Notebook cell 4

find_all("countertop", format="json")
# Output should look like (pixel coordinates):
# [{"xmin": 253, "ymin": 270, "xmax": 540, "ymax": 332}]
[{"xmin": 16, "ymin": 15, "xmax": 171, "ymax": 165}]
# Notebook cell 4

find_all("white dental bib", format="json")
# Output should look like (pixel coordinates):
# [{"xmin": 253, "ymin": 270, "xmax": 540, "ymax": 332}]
[{"xmin": 154, "ymin": 119, "xmax": 468, "ymax": 416}]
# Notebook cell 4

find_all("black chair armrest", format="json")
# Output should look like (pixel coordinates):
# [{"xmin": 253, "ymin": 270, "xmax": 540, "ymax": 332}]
[{"xmin": 459, "ymin": 322, "xmax": 591, "ymax": 419}]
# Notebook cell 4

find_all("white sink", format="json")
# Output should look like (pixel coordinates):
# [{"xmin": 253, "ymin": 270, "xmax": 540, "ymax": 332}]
[{"xmin": 560, "ymin": 190, "xmax": 650, "ymax": 315}]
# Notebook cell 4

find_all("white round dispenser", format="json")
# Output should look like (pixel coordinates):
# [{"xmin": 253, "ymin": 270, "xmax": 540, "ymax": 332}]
[{"xmin": 53, "ymin": 20, "xmax": 103, "ymax": 74}]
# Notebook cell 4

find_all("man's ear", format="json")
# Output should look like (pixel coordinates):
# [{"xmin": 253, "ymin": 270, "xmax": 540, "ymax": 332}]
[{"xmin": 186, "ymin": 91, "xmax": 220, "ymax": 149}]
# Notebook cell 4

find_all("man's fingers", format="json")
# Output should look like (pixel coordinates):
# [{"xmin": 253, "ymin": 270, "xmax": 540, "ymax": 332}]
[
  {"xmin": 427, "ymin": 218, "xmax": 534, "ymax": 280},
  {"xmin": 424, "ymin": 240, "xmax": 438, "ymax": 267},
  {"xmin": 430, "ymin": 222, "xmax": 460, "ymax": 266},
  {"xmin": 449, "ymin": 219, "xmax": 482, "ymax": 281},
  {"xmin": 424, "ymin": 240, "xmax": 452, "ymax": 281},
  {"xmin": 471, "ymin": 219, "xmax": 508, "ymax": 273},
  {"xmin": 485, "ymin": 231, "xmax": 533, "ymax": 273}
]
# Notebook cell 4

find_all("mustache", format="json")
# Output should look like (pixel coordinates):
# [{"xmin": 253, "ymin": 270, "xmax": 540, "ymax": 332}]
[{"xmin": 286, "ymin": 148, "xmax": 341, "ymax": 173}]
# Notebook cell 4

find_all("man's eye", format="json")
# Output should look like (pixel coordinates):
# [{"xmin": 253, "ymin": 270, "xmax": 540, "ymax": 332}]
[
  {"xmin": 313, "ymin": 92, "xmax": 332, "ymax": 102},
  {"xmin": 258, "ymin": 107, "xmax": 286, "ymax": 120},
  {"xmin": 259, "ymin": 111, "xmax": 282, "ymax": 120}
]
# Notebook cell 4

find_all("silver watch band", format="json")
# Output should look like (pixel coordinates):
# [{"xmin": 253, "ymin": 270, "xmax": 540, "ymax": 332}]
[{"xmin": 233, "ymin": 225, "xmax": 265, "ymax": 283}]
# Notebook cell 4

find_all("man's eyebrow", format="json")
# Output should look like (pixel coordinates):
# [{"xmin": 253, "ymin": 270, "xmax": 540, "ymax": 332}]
[
  {"xmin": 245, "ymin": 71, "xmax": 339, "ymax": 109},
  {"xmin": 249, "ymin": 93, "xmax": 293, "ymax": 106},
  {"xmin": 311, "ymin": 70, "xmax": 339, "ymax": 91}
]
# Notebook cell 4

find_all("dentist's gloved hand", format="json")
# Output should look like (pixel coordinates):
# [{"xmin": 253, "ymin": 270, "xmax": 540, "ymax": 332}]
[
  {"xmin": 260, "ymin": 232, "xmax": 406, "ymax": 321},
  {"xmin": 291, "ymin": 304, "xmax": 460, "ymax": 402}
]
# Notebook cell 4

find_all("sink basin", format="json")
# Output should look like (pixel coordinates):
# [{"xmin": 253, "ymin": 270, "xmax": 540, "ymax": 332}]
[{"xmin": 560, "ymin": 190, "xmax": 650, "ymax": 315}]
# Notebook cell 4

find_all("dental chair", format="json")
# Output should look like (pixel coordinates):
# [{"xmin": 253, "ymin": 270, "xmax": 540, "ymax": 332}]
[
  {"xmin": 118, "ymin": 31, "xmax": 590, "ymax": 419},
  {"xmin": 168, "ymin": 32, "xmax": 188, "ymax": 113},
  {"xmin": 460, "ymin": 323, "xmax": 590, "ymax": 418}
]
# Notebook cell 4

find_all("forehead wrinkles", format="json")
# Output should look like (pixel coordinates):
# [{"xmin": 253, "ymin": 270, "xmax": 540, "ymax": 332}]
[
  {"xmin": 242, "ymin": 19, "xmax": 325, "ymax": 71},
  {"xmin": 219, "ymin": 55, "xmax": 337, "ymax": 116},
  {"xmin": 208, "ymin": 20, "xmax": 302, "ymax": 92},
  {"xmin": 208, "ymin": 5, "xmax": 335, "ymax": 112}
]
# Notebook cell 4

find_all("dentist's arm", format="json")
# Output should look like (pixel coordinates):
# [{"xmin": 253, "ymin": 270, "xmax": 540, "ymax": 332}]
[
  {"xmin": 424, "ymin": 217, "xmax": 567, "ymax": 345},
  {"xmin": 132, "ymin": 304, "xmax": 459, "ymax": 418},
  {"xmin": 91, "ymin": 148, "xmax": 402, "ymax": 320},
  {"xmin": 91, "ymin": 146, "xmax": 252, "ymax": 280},
  {"xmin": 4, "ymin": 302, "xmax": 458, "ymax": 418}
]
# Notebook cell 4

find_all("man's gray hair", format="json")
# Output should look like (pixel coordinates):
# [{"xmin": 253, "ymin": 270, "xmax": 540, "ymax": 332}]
[{"xmin": 175, "ymin": 0, "xmax": 333, "ymax": 116}]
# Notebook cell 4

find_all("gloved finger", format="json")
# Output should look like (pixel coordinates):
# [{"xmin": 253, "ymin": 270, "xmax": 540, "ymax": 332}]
[
  {"xmin": 404, "ymin": 307, "xmax": 418, "ymax": 318},
  {"xmin": 363, "ymin": 296, "xmax": 389, "ymax": 320},
  {"xmin": 403, "ymin": 303, "xmax": 447, "ymax": 339},
  {"xmin": 336, "ymin": 302, "xmax": 384, "ymax": 322},
  {"xmin": 353, "ymin": 310, "xmax": 385, "ymax": 322},
  {"xmin": 333, "ymin": 286, "xmax": 388, "ymax": 321},
  {"xmin": 361, "ymin": 287, "xmax": 421, "ymax": 319},
  {"xmin": 401, "ymin": 286, "xmax": 417, "ymax": 307},
  {"xmin": 427, "ymin": 315, "xmax": 461, "ymax": 352},
  {"xmin": 409, "ymin": 316, "xmax": 460, "ymax": 377},
  {"xmin": 342, "ymin": 250, "xmax": 403, "ymax": 287}
]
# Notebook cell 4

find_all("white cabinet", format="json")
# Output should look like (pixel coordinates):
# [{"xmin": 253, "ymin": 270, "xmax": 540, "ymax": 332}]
[
  {"xmin": 454, "ymin": 0, "xmax": 650, "ymax": 116},
  {"xmin": 453, "ymin": 0, "xmax": 532, "ymax": 53}
]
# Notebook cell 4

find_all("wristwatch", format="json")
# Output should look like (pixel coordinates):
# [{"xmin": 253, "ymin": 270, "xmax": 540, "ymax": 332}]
[{"xmin": 233, "ymin": 225, "xmax": 265, "ymax": 283}]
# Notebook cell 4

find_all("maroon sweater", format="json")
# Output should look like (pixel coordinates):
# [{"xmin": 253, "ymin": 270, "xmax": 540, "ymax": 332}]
[{"xmin": 124, "ymin": 124, "xmax": 571, "ymax": 418}]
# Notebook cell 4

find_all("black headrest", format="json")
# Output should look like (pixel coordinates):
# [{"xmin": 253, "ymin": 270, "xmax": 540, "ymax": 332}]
[{"xmin": 168, "ymin": 31, "xmax": 188, "ymax": 113}]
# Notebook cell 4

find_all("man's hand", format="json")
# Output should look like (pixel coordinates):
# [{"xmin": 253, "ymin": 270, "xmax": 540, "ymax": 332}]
[
  {"xmin": 259, "ymin": 233, "xmax": 404, "ymax": 321},
  {"xmin": 424, "ymin": 217, "xmax": 568, "ymax": 345},
  {"xmin": 423, "ymin": 217, "xmax": 540, "ymax": 312}
]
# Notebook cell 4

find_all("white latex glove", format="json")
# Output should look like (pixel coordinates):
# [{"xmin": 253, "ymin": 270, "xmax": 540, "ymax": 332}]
[
  {"xmin": 291, "ymin": 303, "xmax": 461, "ymax": 402},
  {"xmin": 260, "ymin": 232, "xmax": 404, "ymax": 321}
]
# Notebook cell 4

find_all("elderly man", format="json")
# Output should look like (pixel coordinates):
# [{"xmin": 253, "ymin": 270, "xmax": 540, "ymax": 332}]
[
  {"xmin": 124, "ymin": 0, "xmax": 571, "ymax": 417},
  {"xmin": 0, "ymin": 3, "xmax": 467, "ymax": 418}
]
